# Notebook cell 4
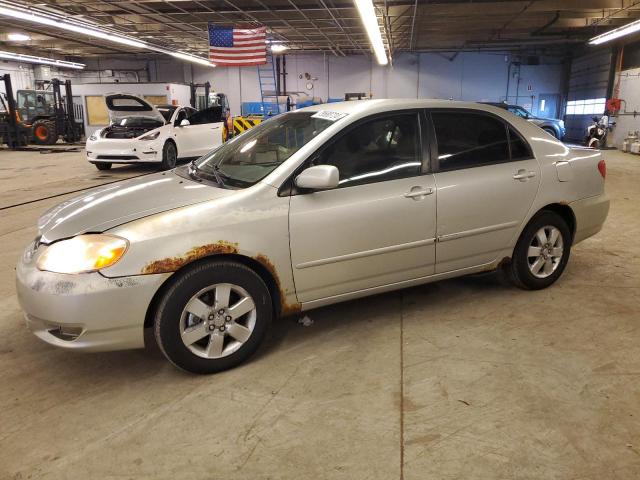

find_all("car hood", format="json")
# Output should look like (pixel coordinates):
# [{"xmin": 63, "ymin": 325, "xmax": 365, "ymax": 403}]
[
  {"xmin": 37, "ymin": 169, "xmax": 233, "ymax": 244},
  {"xmin": 105, "ymin": 93, "xmax": 166, "ymax": 125}
]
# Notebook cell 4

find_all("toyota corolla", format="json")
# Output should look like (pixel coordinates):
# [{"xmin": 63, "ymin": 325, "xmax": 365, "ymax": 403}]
[{"xmin": 16, "ymin": 100, "xmax": 609, "ymax": 374}]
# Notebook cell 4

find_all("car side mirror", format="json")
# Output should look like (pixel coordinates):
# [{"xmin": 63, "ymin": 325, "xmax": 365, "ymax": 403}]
[
  {"xmin": 179, "ymin": 119, "xmax": 190, "ymax": 127},
  {"xmin": 295, "ymin": 165, "xmax": 339, "ymax": 191}
]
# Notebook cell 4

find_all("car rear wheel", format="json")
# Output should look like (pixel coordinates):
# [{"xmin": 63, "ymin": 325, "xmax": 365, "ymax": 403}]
[
  {"xmin": 160, "ymin": 141, "xmax": 177, "ymax": 170},
  {"xmin": 506, "ymin": 211, "xmax": 572, "ymax": 290},
  {"xmin": 93, "ymin": 162, "xmax": 112, "ymax": 171},
  {"xmin": 154, "ymin": 260, "xmax": 272, "ymax": 374}
]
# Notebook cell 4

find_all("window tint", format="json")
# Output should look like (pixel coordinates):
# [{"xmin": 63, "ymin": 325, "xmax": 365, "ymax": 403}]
[
  {"xmin": 509, "ymin": 127, "xmax": 532, "ymax": 160},
  {"xmin": 315, "ymin": 114, "xmax": 421, "ymax": 188},
  {"xmin": 432, "ymin": 112, "xmax": 509, "ymax": 171},
  {"xmin": 188, "ymin": 106, "xmax": 223, "ymax": 125},
  {"xmin": 175, "ymin": 109, "xmax": 187, "ymax": 124}
]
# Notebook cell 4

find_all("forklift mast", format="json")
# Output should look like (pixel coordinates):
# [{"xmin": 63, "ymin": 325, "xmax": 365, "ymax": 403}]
[{"xmin": 190, "ymin": 81, "xmax": 211, "ymax": 110}]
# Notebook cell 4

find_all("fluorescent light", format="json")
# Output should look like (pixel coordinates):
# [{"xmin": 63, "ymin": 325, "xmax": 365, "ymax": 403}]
[
  {"xmin": 0, "ymin": 50, "xmax": 85, "ymax": 69},
  {"xmin": 0, "ymin": 4, "xmax": 213, "ymax": 67},
  {"xmin": 7, "ymin": 33, "xmax": 30, "ymax": 41},
  {"xmin": 0, "ymin": 6, "xmax": 147, "ymax": 49},
  {"xmin": 169, "ymin": 51, "xmax": 214, "ymax": 67},
  {"xmin": 354, "ymin": 0, "xmax": 388, "ymax": 65},
  {"xmin": 589, "ymin": 18, "xmax": 640, "ymax": 45},
  {"xmin": 271, "ymin": 44, "xmax": 288, "ymax": 53}
]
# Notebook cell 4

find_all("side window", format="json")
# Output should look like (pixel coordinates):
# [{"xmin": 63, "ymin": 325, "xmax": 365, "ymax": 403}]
[
  {"xmin": 509, "ymin": 127, "xmax": 533, "ymax": 160},
  {"xmin": 175, "ymin": 109, "xmax": 187, "ymax": 125},
  {"xmin": 188, "ymin": 106, "xmax": 223, "ymax": 125},
  {"xmin": 315, "ymin": 113, "xmax": 421, "ymax": 188},
  {"xmin": 432, "ymin": 112, "xmax": 509, "ymax": 171}
]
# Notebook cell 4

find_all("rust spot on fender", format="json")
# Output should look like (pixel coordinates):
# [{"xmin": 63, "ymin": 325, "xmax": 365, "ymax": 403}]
[
  {"xmin": 141, "ymin": 241, "xmax": 238, "ymax": 274},
  {"xmin": 254, "ymin": 254, "xmax": 301, "ymax": 317}
]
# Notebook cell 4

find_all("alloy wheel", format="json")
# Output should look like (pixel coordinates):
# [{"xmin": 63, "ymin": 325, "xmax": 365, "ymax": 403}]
[
  {"xmin": 179, "ymin": 283, "xmax": 256, "ymax": 359},
  {"xmin": 527, "ymin": 225, "xmax": 564, "ymax": 278}
]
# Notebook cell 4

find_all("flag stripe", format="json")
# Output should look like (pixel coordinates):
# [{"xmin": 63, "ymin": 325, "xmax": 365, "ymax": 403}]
[
  {"xmin": 210, "ymin": 46, "xmax": 266, "ymax": 52},
  {"xmin": 210, "ymin": 57, "xmax": 266, "ymax": 64},
  {"xmin": 211, "ymin": 55, "xmax": 267, "ymax": 61},
  {"xmin": 209, "ymin": 52, "xmax": 266, "ymax": 58}
]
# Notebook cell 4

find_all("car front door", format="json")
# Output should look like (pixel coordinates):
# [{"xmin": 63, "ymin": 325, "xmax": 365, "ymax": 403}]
[
  {"xmin": 180, "ymin": 106, "xmax": 225, "ymax": 157},
  {"xmin": 429, "ymin": 109, "xmax": 540, "ymax": 273},
  {"xmin": 288, "ymin": 111, "xmax": 437, "ymax": 303},
  {"xmin": 172, "ymin": 108, "xmax": 194, "ymax": 157}
]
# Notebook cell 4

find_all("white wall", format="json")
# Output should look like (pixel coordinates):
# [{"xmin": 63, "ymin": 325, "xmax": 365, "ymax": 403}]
[
  {"xmin": 183, "ymin": 52, "xmax": 566, "ymax": 116},
  {"xmin": 0, "ymin": 60, "xmax": 35, "ymax": 91},
  {"xmin": 612, "ymin": 68, "xmax": 640, "ymax": 148}
]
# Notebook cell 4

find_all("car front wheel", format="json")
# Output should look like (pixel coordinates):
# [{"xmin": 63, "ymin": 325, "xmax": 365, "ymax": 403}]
[
  {"xmin": 154, "ymin": 260, "xmax": 272, "ymax": 374},
  {"xmin": 161, "ymin": 141, "xmax": 177, "ymax": 170},
  {"xmin": 507, "ymin": 211, "xmax": 572, "ymax": 290},
  {"xmin": 94, "ymin": 162, "xmax": 112, "ymax": 170}
]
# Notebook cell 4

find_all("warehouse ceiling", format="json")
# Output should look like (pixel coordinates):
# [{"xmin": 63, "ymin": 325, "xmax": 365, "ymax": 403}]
[{"xmin": 1, "ymin": 0, "xmax": 640, "ymax": 60}]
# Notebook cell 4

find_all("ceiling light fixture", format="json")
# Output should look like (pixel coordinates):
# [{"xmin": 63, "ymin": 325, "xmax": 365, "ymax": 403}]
[
  {"xmin": 589, "ymin": 18, "xmax": 640, "ymax": 45},
  {"xmin": 0, "ymin": 50, "xmax": 85, "ymax": 69},
  {"xmin": 354, "ymin": 0, "xmax": 388, "ymax": 65},
  {"xmin": 0, "ymin": 4, "xmax": 214, "ymax": 67},
  {"xmin": 7, "ymin": 32, "xmax": 30, "ymax": 41},
  {"xmin": 271, "ymin": 44, "xmax": 288, "ymax": 53}
]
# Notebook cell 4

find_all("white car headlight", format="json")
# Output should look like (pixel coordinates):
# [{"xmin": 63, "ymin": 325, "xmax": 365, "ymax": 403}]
[
  {"xmin": 37, "ymin": 234, "xmax": 129, "ymax": 274},
  {"xmin": 88, "ymin": 129, "xmax": 101, "ymax": 141},
  {"xmin": 139, "ymin": 130, "xmax": 160, "ymax": 140}
]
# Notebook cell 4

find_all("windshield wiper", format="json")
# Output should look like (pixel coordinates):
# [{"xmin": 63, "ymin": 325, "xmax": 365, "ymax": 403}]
[{"xmin": 189, "ymin": 160, "xmax": 225, "ymax": 187}]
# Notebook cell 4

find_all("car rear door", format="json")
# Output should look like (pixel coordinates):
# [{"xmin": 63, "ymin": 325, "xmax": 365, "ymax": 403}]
[
  {"xmin": 288, "ymin": 111, "xmax": 437, "ymax": 303},
  {"xmin": 429, "ymin": 109, "xmax": 540, "ymax": 273}
]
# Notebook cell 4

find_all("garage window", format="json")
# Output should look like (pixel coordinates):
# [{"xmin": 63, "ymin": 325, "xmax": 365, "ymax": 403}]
[
  {"xmin": 315, "ymin": 113, "xmax": 421, "ymax": 188},
  {"xmin": 432, "ymin": 112, "xmax": 510, "ymax": 171},
  {"xmin": 566, "ymin": 98, "xmax": 606, "ymax": 116}
]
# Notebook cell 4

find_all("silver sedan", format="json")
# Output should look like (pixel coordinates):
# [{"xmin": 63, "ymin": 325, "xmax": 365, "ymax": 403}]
[{"xmin": 16, "ymin": 100, "xmax": 609, "ymax": 373}]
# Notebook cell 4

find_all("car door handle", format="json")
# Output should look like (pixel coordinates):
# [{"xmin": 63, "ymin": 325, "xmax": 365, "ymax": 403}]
[
  {"xmin": 513, "ymin": 169, "xmax": 536, "ymax": 181},
  {"xmin": 404, "ymin": 187, "xmax": 433, "ymax": 199}
]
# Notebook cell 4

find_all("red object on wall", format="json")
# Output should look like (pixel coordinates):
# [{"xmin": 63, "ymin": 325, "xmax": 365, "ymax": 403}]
[{"xmin": 606, "ymin": 98, "xmax": 622, "ymax": 113}]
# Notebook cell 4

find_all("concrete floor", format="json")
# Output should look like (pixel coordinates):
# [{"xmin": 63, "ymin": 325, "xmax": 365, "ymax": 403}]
[{"xmin": 0, "ymin": 147, "xmax": 638, "ymax": 480}]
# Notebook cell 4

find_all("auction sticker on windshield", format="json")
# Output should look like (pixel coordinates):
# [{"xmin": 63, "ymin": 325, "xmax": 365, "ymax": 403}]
[{"xmin": 311, "ymin": 111, "xmax": 348, "ymax": 122}]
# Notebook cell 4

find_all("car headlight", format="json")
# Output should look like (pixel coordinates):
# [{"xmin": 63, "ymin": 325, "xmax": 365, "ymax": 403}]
[
  {"xmin": 139, "ymin": 130, "xmax": 160, "ymax": 140},
  {"xmin": 36, "ymin": 234, "xmax": 128, "ymax": 274},
  {"xmin": 88, "ymin": 129, "xmax": 101, "ymax": 141}
]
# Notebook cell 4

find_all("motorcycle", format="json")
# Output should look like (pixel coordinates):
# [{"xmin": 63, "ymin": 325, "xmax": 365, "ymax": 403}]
[{"xmin": 585, "ymin": 114, "xmax": 612, "ymax": 148}]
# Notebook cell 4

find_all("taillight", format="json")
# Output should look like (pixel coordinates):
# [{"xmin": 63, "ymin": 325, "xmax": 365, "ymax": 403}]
[{"xmin": 598, "ymin": 159, "xmax": 607, "ymax": 178}]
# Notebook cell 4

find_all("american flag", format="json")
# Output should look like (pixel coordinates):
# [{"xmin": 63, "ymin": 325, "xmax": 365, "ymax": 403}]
[{"xmin": 208, "ymin": 25, "xmax": 267, "ymax": 66}]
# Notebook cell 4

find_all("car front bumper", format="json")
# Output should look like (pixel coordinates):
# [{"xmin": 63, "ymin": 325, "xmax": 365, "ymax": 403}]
[
  {"xmin": 86, "ymin": 138, "xmax": 163, "ymax": 164},
  {"xmin": 16, "ymin": 250, "xmax": 170, "ymax": 352}
]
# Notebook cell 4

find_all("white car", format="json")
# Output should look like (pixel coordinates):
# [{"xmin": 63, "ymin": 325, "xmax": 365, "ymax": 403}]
[
  {"xmin": 17, "ymin": 99, "xmax": 609, "ymax": 374},
  {"xmin": 85, "ymin": 94, "xmax": 225, "ymax": 171}
]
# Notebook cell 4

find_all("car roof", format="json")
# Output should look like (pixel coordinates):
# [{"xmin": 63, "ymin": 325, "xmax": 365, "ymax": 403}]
[{"xmin": 300, "ymin": 98, "xmax": 513, "ymax": 116}]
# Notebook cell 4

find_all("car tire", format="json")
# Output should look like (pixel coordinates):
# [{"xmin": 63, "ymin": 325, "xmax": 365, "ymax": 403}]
[
  {"xmin": 160, "ymin": 141, "xmax": 177, "ymax": 170},
  {"xmin": 506, "ymin": 211, "xmax": 572, "ymax": 290},
  {"xmin": 32, "ymin": 119, "xmax": 57, "ymax": 145},
  {"xmin": 94, "ymin": 162, "xmax": 112, "ymax": 171},
  {"xmin": 542, "ymin": 127, "xmax": 557, "ymax": 139},
  {"xmin": 154, "ymin": 260, "xmax": 273, "ymax": 374}
]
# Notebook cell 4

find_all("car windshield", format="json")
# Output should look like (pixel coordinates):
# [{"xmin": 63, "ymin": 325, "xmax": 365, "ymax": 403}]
[
  {"xmin": 115, "ymin": 116, "xmax": 164, "ymax": 128},
  {"xmin": 156, "ymin": 105, "xmax": 177, "ymax": 122},
  {"xmin": 191, "ymin": 111, "xmax": 337, "ymax": 188}
]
